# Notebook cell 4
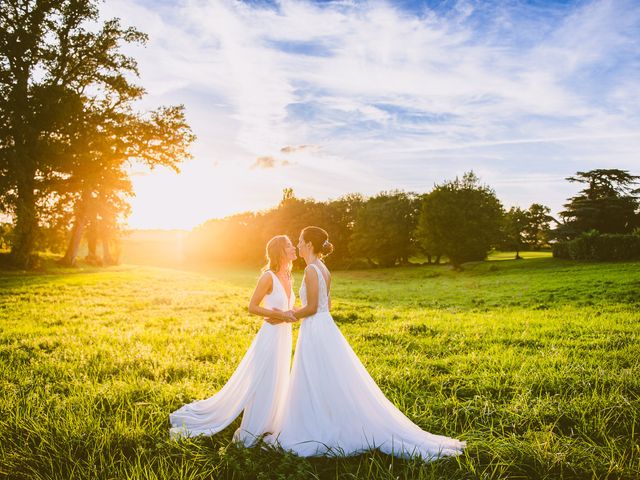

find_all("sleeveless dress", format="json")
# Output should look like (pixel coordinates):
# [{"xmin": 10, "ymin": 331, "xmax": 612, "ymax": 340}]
[
  {"xmin": 267, "ymin": 264, "xmax": 466, "ymax": 460},
  {"xmin": 170, "ymin": 271, "xmax": 294, "ymax": 445}
]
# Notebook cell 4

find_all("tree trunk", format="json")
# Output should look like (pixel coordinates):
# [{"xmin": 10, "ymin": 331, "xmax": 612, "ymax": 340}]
[
  {"xmin": 62, "ymin": 191, "xmax": 93, "ymax": 267},
  {"xmin": 435, "ymin": 255, "xmax": 441, "ymax": 265},
  {"xmin": 102, "ymin": 225, "xmax": 121, "ymax": 266},
  {"xmin": 61, "ymin": 215, "xmax": 86, "ymax": 266},
  {"xmin": 102, "ymin": 236, "xmax": 114, "ymax": 265},
  {"xmin": 10, "ymin": 178, "xmax": 37, "ymax": 269},
  {"xmin": 85, "ymin": 221, "xmax": 101, "ymax": 265},
  {"xmin": 100, "ymin": 206, "xmax": 118, "ymax": 266},
  {"xmin": 8, "ymin": 69, "xmax": 38, "ymax": 269}
]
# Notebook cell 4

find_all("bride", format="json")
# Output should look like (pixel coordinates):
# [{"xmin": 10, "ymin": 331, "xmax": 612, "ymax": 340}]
[
  {"xmin": 170, "ymin": 235, "xmax": 297, "ymax": 445},
  {"xmin": 266, "ymin": 226, "xmax": 466, "ymax": 460}
]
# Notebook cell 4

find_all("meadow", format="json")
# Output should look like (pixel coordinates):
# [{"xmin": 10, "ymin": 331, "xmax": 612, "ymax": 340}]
[{"xmin": 0, "ymin": 255, "xmax": 638, "ymax": 479}]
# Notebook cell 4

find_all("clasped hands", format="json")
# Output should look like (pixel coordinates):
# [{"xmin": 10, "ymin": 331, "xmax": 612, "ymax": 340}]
[{"xmin": 265, "ymin": 308, "xmax": 297, "ymax": 325}]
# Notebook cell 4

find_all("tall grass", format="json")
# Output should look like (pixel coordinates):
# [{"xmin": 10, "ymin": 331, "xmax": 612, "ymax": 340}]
[{"xmin": 0, "ymin": 257, "xmax": 638, "ymax": 479}]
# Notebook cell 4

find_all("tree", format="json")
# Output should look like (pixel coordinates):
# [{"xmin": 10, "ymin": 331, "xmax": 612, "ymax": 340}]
[
  {"xmin": 417, "ymin": 172, "xmax": 504, "ymax": 268},
  {"xmin": 59, "ymin": 104, "xmax": 194, "ymax": 266},
  {"xmin": 415, "ymin": 193, "xmax": 444, "ymax": 264},
  {"xmin": 319, "ymin": 193, "xmax": 364, "ymax": 268},
  {"xmin": 501, "ymin": 206, "xmax": 529, "ymax": 259},
  {"xmin": 351, "ymin": 191, "xmax": 420, "ymax": 267},
  {"xmin": 185, "ymin": 211, "xmax": 266, "ymax": 266},
  {"xmin": 499, "ymin": 203, "xmax": 553, "ymax": 258},
  {"xmin": 0, "ymin": 1, "xmax": 149, "ymax": 267},
  {"xmin": 555, "ymin": 169, "xmax": 640, "ymax": 240},
  {"xmin": 523, "ymin": 203, "xmax": 552, "ymax": 250},
  {"xmin": 183, "ymin": 190, "xmax": 366, "ymax": 270},
  {"xmin": 0, "ymin": 1, "xmax": 194, "ymax": 268}
]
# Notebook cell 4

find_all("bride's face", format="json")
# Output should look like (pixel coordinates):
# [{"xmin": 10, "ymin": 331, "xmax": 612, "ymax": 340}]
[
  {"xmin": 297, "ymin": 233, "xmax": 309, "ymax": 257},
  {"xmin": 284, "ymin": 237, "xmax": 297, "ymax": 261}
]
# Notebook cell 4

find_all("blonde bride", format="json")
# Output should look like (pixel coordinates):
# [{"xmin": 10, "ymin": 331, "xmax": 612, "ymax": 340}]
[{"xmin": 170, "ymin": 235, "xmax": 297, "ymax": 445}]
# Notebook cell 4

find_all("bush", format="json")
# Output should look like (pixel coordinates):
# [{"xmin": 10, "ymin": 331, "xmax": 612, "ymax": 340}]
[{"xmin": 553, "ymin": 231, "xmax": 640, "ymax": 260}]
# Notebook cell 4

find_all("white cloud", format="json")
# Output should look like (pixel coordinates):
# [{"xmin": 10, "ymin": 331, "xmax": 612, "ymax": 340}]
[{"xmin": 101, "ymin": 0, "xmax": 640, "ymax": 228}]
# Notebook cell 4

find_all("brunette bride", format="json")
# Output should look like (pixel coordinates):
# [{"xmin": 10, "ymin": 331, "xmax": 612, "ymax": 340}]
[{"xmin": 266, "ymin": 226, "xmax": 466, "ymax": 460}]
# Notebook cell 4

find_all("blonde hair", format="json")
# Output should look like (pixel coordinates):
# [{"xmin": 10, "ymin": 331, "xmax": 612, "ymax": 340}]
[{"xmin": 262, "ymin": 235, "xmax": 292, "ymax": 273}]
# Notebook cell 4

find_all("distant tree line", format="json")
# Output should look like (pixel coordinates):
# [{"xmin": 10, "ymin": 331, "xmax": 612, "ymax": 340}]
[
  {"xmin": 186, "ymin": 172, "xmax": 533, "ymax": 269},
  {"xmin": 185, "ymin": 168, "xmax": 639, "ymax": 270},
  {"xmin": 0, "ymin": 0, "xmax": 195, "ymax": 269}
]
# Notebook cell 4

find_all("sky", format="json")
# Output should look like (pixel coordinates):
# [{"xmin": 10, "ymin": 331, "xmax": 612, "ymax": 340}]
[{"xmin": 99, "ymin": 0, "xmax": 640, "ymax": 230}]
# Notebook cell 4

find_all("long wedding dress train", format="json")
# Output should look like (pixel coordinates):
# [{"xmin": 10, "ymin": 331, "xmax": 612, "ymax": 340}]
[
  {"xmin": 169, "ymin": 271, "xmax": 294, "ymax": 446},
  {"xmin": 266, "ymin": 264, "xmax": 466, "ymax": 460}
]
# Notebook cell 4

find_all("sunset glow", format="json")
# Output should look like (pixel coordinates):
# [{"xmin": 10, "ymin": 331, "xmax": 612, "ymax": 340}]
[{"xmin": 106, "ymin": 0, "xmax": 640, "ymax": 229}]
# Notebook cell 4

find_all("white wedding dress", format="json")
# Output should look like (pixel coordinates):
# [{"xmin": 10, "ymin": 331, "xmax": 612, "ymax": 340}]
[
  {"xmin": 170, "ymin": 271, "xmax": 294, "ymax": 445},
  {"xmin": 267, "ymin": 264, "xmax": 466, "ymax": 460}
]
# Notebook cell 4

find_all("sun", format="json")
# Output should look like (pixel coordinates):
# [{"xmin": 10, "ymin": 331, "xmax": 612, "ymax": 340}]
[{"xmin": 127, "ymin": 159, "xmax": 286, "ymax": 230}]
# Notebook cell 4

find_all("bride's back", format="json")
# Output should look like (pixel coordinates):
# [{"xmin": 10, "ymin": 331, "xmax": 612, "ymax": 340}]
[{"xmin": 300, "ymin": 264, "xmax": 330, "ymax": 313}]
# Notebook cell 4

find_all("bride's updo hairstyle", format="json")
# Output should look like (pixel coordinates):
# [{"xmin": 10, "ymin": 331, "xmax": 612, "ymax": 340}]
[
  {"xmin": 301, "ymin": 226, "xmax": 334, "ymax": 258},
  {"xmin": 263, "ymin": 235, "xmax": 292, "ymax": 273}
]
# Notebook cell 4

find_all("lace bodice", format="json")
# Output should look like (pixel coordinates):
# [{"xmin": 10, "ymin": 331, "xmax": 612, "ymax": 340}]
[{"xmin": 299, "ymin": 263, "xmax": 330, "ymax": 313}]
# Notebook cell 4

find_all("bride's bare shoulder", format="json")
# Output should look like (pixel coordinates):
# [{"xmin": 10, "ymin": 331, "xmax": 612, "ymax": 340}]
[
  {"xmin": 259, "ymin": 269, "xmax": 273, "ymax": 280},
  {"xmin": 256, "ymin": 270, "xmax": 273, "ymax": 288}
]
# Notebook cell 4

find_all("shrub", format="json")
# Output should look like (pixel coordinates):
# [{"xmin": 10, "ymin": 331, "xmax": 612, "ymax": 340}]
[{"xmin": 553, "ymin": 231, "xmax": 640, "ymax": 260}]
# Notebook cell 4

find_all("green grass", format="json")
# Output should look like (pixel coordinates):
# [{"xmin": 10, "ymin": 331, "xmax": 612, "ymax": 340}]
[
  {"xmin": 487, "ymin": 250, "xmax": 553, "ymax": 261},
  {"xmin": 0, "ymin": 256, "xmax": 639, "ymax": 479}
]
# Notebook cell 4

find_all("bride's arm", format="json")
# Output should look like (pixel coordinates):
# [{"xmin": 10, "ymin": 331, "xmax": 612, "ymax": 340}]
[
  {"xmin": 248, "ymin": 273, "xmax": 296, "ymax": 323},
  {"xmin": 293, "ymin": 266, "xmax": 319, "ymax": 319}
]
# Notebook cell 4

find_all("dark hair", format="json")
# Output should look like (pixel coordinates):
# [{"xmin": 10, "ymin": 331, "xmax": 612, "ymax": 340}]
[{"xmin": 301, "ymin": 226, "xmax": 334, "ymax": 258}]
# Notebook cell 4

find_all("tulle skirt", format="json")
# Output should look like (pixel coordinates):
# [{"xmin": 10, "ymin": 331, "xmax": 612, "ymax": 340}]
[
  {"xmin": 170, "ymin": 322, "xmax": 292, "ymax": 446},
  {"xmin": 266, "ymin": 312, "xmax": 466, "ymax": 460}
]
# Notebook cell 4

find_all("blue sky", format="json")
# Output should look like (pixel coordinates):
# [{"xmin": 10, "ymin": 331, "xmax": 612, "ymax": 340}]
[{"xmin": 101, "ymin": 0, "xmax": 640, "ymax": 229}]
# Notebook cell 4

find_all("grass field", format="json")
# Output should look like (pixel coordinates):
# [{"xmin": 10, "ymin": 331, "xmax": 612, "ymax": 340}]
[{"xmin": 0, "ymin": 256, "xmax": 638, "ymax": 479}]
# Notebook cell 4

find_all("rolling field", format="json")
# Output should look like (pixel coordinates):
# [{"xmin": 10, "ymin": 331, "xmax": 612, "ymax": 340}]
[{"xmin": 0, "ymin": 257, "xmax": 638, "ymax": 479}]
